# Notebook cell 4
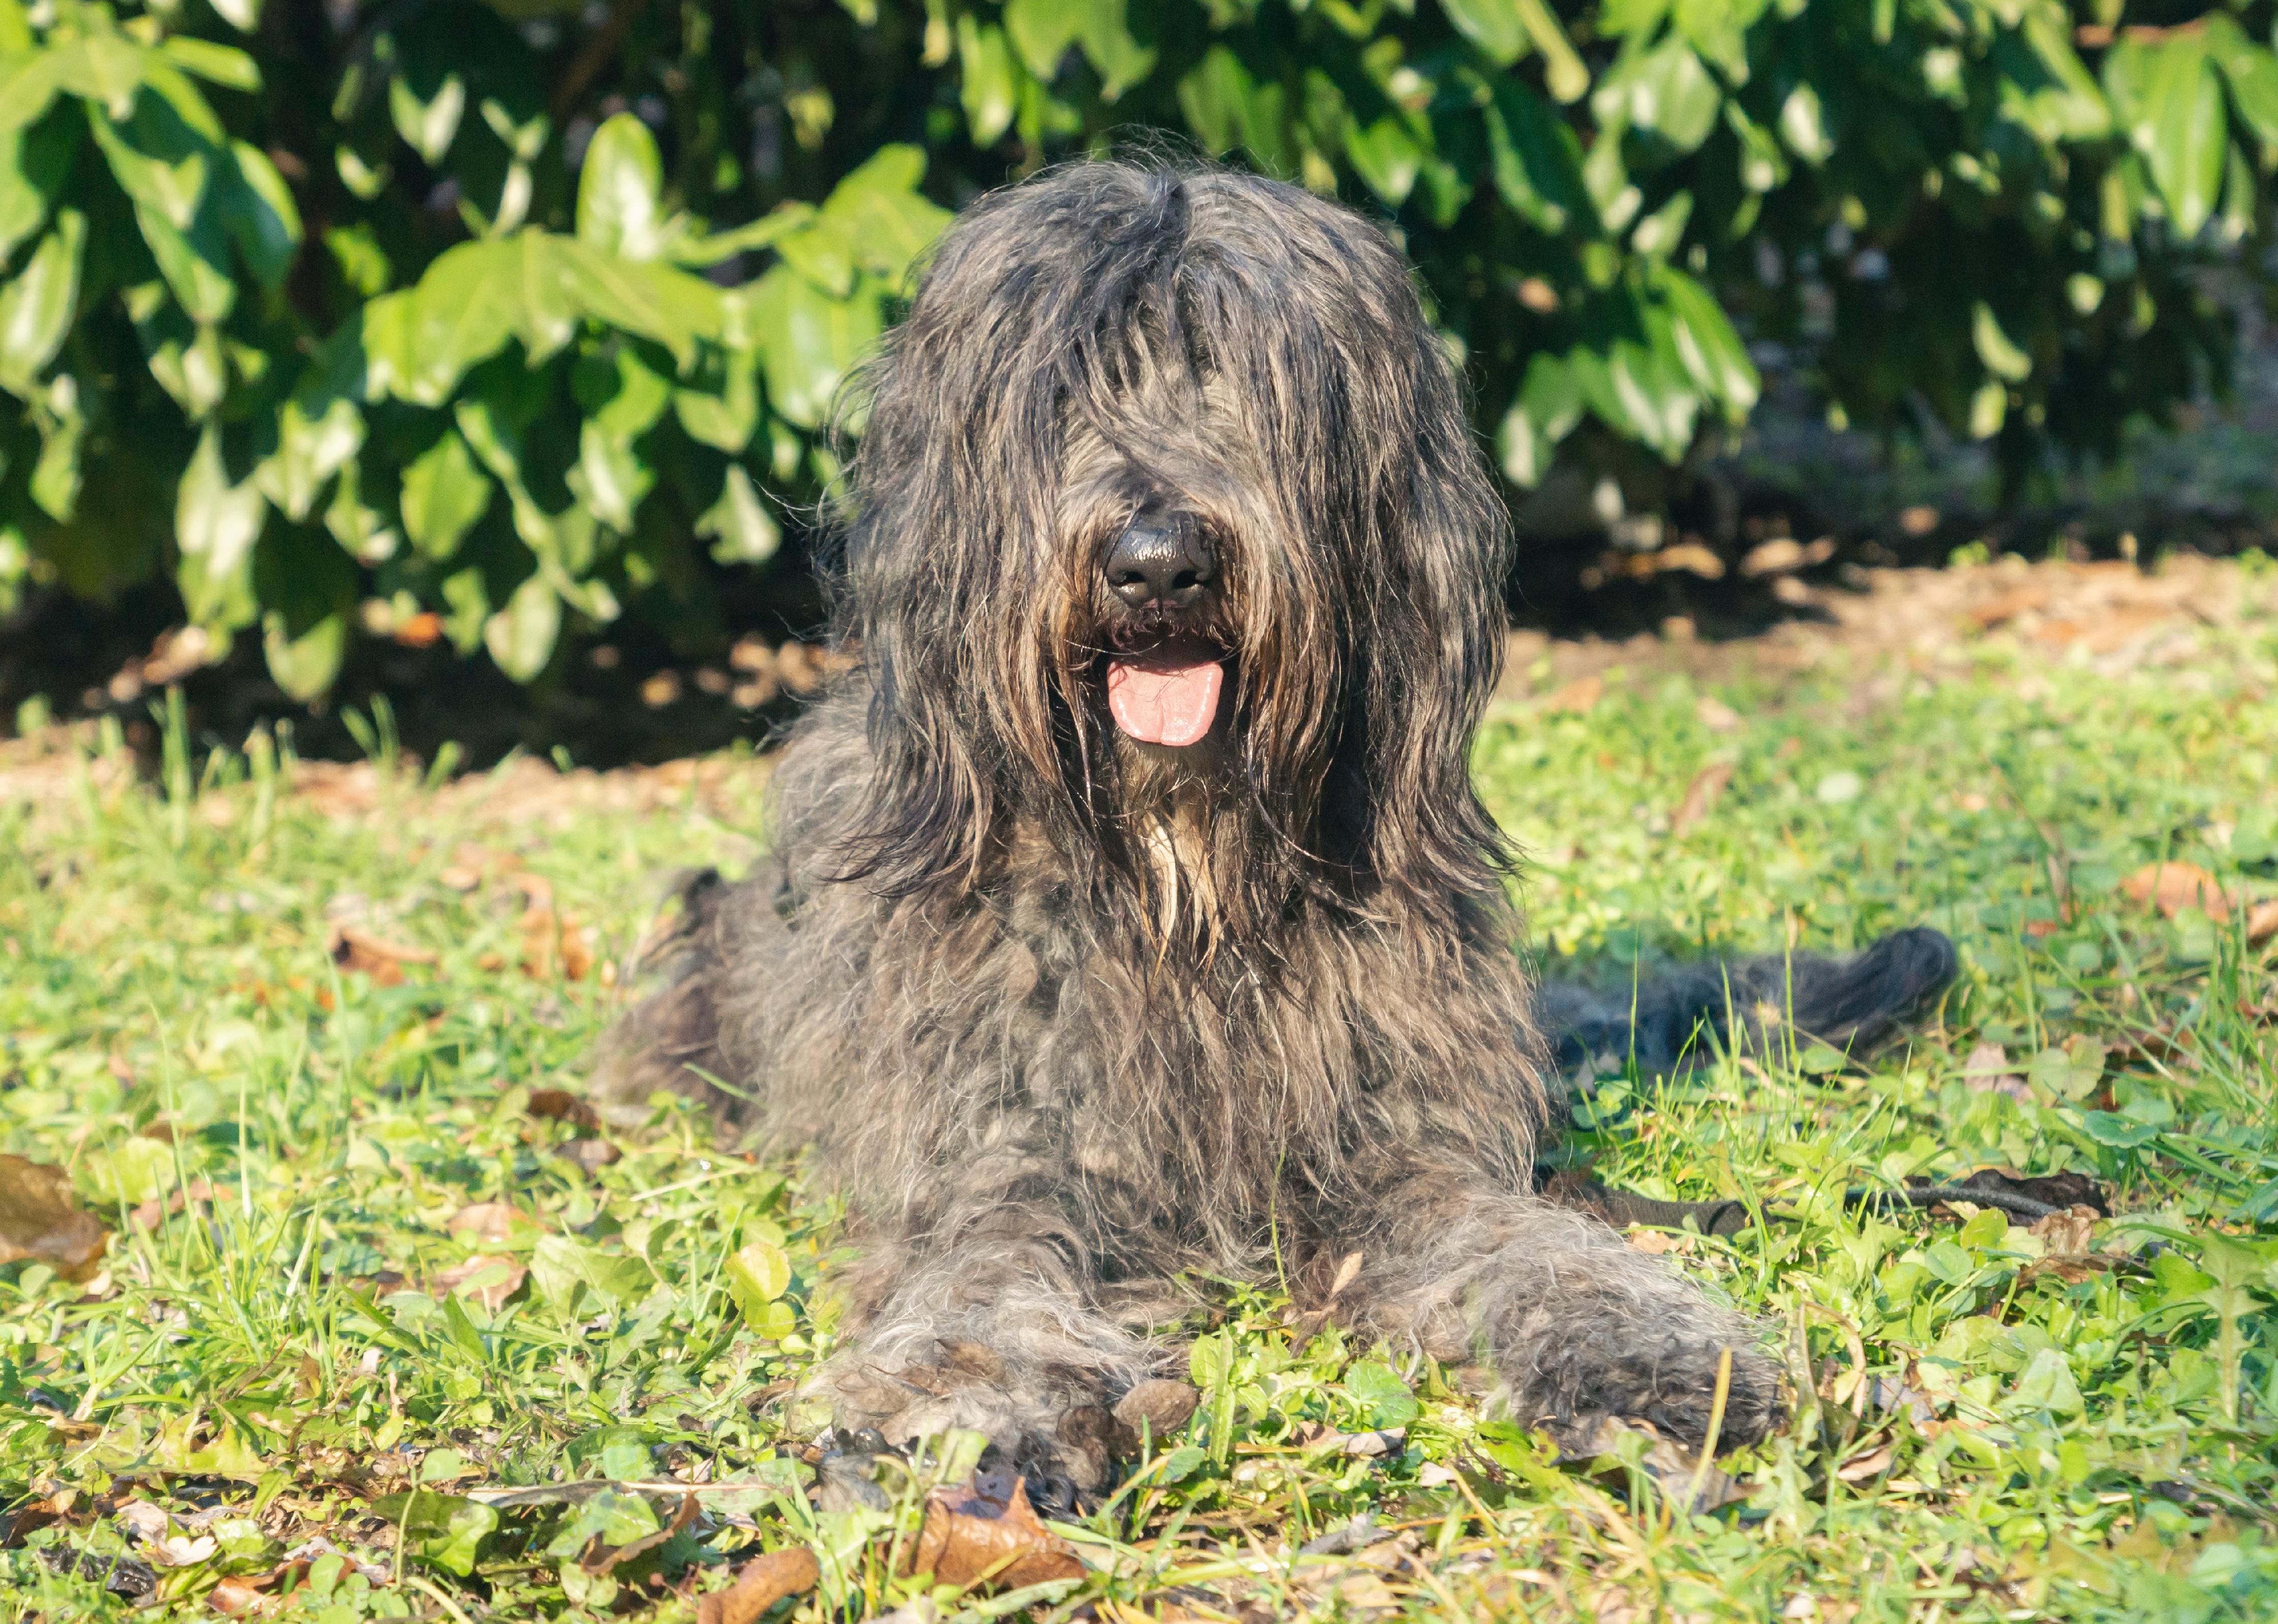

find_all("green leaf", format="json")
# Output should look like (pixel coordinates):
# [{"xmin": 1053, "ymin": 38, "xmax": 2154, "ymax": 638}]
[
  {"xmin": 217, "ymin": 141, "xmax": 301, "ymax": 293},
  {"xmin": 262, "ymin": 606, "xmax": 347, "ymax": 701},
  {"xmin": 2004, "ymin": 1347, "xmax": 2085, "ymax": 1417},
  {"xmin": 1075, "ymin": 0, "xmax": 1156, "ymax": 100},
  {"xmin": 483, "ymin": 575, "xmax": 562, "ymax": 683},
  {"xmin": 176, "ymin": 428, "xmax": 266, "ymax": 627},
  {"xmin": 1971, "ymin": 302, "xmax": 2031, "ymax": 383},
  {"xmin": 157, "ymin": 36, "xmax": 262, "ymax": 91},
  {"xmin": 1003, "ymin": 0, "xmax": 1083, "ymax": 80},
  {"xmin": 541, "ymin": 1488, "xmax": 658, "ymax": 1560},
  {"xmin": 389, "ymin": 67, "xmax": 465, "ymax": 165},
  {"xmin": 1778, "ymin": 81, "xmax": 1832, "ymax": 162},
  {"xmin": 2128, "ymin": 35, "xmax": 2226, "ymax": 238},
  {"xmin": 816, "ymin": 144, "xmax": 951, "ymax": 288},
  {"xmin": 1654, "ymin": 264, "xmax": 1758, "ymax": 412},
  {"xmin": 1596, "ymin": 39, "xmax": 1720, "ymax": 154},
  {"xmin": 1498, "ymin": 352, "xmax": 1584, "ymax": 487},
  {"xmin": 2207, "ymin": 17, "xmax": 2278, "ymax": 149},
  {"xmin": 0, "ymin": 113, "xmax": 82, "ymax": 266},
  {"xmin": 1484, "ymin": 80, "xmax": 1589, "ymax": 232},
  {"xmin": 1344, "ymin": 115, "xmax": 1423, "ymax": 205},
  {"xmin": 1343, "ymin": 1361, "xmax": 1421, "ymax": 1429},
  {"xmin": 255, "ymin": 394, "xmax": 364, "ymax": 523},
  {"xmin": 577, "ymin": 112, "xmax": 667, "ymax": 262},
  {"xmin": 28, "ymin": 373, "xmax": 83, "ymax": 520},
  {"xmin": 573, "ymin": 419, "xmax": 653, "ymax": 532},
  {"xmin": 724, "ymin": 1236, "xmax": 791, "ymax": 1328},
  {"xmin": 1513, "ymin": 0, "xmax": 1590, "ymax": 103},
  {"xmin": 956, "ymin": 17, "xmax": 1020, "ymax": 148},
  {"xmin": 674, "ymin": 361, "xmax": 760, "ymax": 454},
  {"xmin": 0, "ymin": 208, "xmax": 83, "ymax": 396},
  {"xmin": 1179, "ymin": 46, "xmax": 1290, "ymax": 171},
  {"xmin": 399, "ymin": 431, "xmax": 492, "ymax": 561},
  {"xmin": 775, "ymin": 213, "xmax": 858, "ymax": 298},
  {"xmin": 695, "ymin": 465, "xmax": 781, "ymax": 565},
  {"xmin": 1440, "ymin": 0, "xmax": 1527, "ymax": 67},
  {"xmin": 747, "ymin": 262, "xmax": 882, "ymax": 429},
  {"xmin": 2081, "ymin": 1110, "xmax": 2161, "ymax": 1149},
  {"xmin": 87, "ymin": 97, "xmax": 211, "ymax": 230},
  {"xmin": 370, "ymin": 1493, "xmax": 498, "ymax": 1578}
]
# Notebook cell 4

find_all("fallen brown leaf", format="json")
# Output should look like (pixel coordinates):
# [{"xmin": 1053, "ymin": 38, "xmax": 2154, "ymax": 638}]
[
  {"xmin": 695, "ymin": 1547, "xmax": 821, "ymax": 1624},
  {"xmin": 1671, "ymin": 761, "xmax": 1735, "ymax": 835},
  {"xmin": 207, "ymin": 1562, "xmax": 308, "ymax": 1617},
  {"xmin": 1543, "ymin": 674, "xmax": 1603, "ymax": 715},
  {"xmin": 560, "ymin": 1139, "xmax": 622, "ymax": 1173},
  {"xmin": 1833, "ymin": 1443, "xmax": 1893, "ymax": 1483},
  {"xmin": 130, "ymin": 1178, "xmax": 217, "ymax": 1231},
  {"xmin": 1696, "ymin": 695, "xmax": 1742, "ymax": 732},
  {"xmin": 906, "ymin": 1468, "xmax": 1086, "ymax": 1591},
  {"xmin": 446, "ymin": 1202, "xmax": 531, "ymax": 1244},
  {"xmin": 2248, "ymin": 898, "xmax": 2278, "ymax": 945},
  {"xmin": 2121, "ymin": 861, "xmax": 2230, "ymax": 921},
  {"xmin": 527, "ymin": 1090, "xmax": 602, "ymax": 1133},
  {"xmin": 1111, "ymin": 1378, "xmax": 1201, "ymax": 1442},
  {"xmin": 0, "ymin": 1155, "xmax": 109, "ymax": 1280},
  {"xmin": 1960, "ymin": 1042, "xmax": 2031, "ymax": 1103},
  {"xmin": 432, "ymin": 1255, "xmax": 527, "ymax": 1312},
  {"xmin": 327, "ymin": 925, "xmax": 438, "ymax": 985}
]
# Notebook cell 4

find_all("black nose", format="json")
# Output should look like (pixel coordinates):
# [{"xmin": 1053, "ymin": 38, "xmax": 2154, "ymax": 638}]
[{"xmin": 1105, "ymin": 519, "xmax": 1216, "ymax": 609}]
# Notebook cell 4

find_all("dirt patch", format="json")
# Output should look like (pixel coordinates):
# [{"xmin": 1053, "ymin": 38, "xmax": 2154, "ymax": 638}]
[{"xmin": 1499, "ymin": 552, "xmax": 2276, "ymax": 703}]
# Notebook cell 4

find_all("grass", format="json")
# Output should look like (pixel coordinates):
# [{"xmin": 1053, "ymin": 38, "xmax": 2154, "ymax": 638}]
[{"xmin": 2, "ymin": 577, "xmax": 2277, "ymax": 1624}]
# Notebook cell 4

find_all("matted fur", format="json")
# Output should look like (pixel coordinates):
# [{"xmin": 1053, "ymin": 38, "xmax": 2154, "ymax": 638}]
[{"xmin": 593, "ymin": 161, "xmax": 1950, "ymax": 1501}]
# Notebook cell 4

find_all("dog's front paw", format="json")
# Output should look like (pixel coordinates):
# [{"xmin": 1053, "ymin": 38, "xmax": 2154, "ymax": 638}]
[{"xmin": 1522, "ymin": 1293, "xmax": 1783, "ymax": 1455}]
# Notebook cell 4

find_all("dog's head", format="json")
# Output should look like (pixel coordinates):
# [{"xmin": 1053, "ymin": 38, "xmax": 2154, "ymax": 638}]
[{"xmin": 832, "ymin": 161, "xmax": 1513, "ymax": 939}]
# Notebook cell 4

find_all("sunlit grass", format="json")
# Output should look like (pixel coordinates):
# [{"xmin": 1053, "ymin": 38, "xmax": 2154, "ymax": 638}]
[{"xmin": 1, "ymin": 607, "xmax": 2275, "ymax": 1621}]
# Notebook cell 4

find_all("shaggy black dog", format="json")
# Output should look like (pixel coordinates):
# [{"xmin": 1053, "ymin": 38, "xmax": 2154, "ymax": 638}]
[{"xmin": 593, "ymin": 160, "xmax": 1954, "ymax": 1504}]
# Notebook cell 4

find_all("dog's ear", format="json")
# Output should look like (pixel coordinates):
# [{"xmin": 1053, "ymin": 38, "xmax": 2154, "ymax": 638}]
[{"xmin": 1340, "ymin": 394, "xmax": 1517, "ymax": 913}]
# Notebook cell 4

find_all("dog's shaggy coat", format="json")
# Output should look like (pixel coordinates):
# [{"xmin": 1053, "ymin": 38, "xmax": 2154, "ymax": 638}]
[{"xmin": 593, "ymin": 161, "xmax": 1952, "ymax": 1501}]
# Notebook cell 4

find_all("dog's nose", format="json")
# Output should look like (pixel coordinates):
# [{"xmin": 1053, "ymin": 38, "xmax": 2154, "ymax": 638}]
[{"xmin": 1105, "ymin": 519, "xmax": 1215, "ymax": 609}]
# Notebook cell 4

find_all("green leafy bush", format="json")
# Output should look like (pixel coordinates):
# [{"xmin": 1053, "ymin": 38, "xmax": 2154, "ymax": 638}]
[{"xmin": 1, "ymin": 0, "xmax": 2274, "ymax": 692}]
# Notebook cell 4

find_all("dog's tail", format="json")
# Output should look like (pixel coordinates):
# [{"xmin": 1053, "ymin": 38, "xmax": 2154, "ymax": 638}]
[{"xmin": 1534, "ymin": 926, "xmax": 1958, "ymax": 1078}]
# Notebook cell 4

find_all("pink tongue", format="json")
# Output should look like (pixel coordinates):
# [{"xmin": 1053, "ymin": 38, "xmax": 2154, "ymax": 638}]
[{"xmin": 1107, "ymin": 657, "xmax": 1223, "ymax": 747}]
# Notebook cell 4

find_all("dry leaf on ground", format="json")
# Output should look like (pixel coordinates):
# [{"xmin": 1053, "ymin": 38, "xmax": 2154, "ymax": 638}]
[
  {"xmin": 1543, "ymin": 675, "xmax": 1604, "ymax": 715},
  {"xmin": 207, "ymin": 1562, "xmax": 309, "ymax": 1617},
  {"xmin": 446, "ymin": 1202, "xmax": 532, "ymax": 1244},
  {"xmin": 2248, "ymin": 898, "xmax": 2278, "ymax": 945},
  {"xmin": 695, "ymin": 1548, "xmax": 821, "ymax": 1624},
  {"xmin": 327, "ymin": 925, "xmax": 438, "ymax": 985},
  {"xmin": 1671, "ymin": 761, "xmax": 1735, "ymax": 834},
  {"xmin": 906, "ymin": 1468, "xmax": 1086, "ymax": 1590},
  {"xmin": 1960, "ymin": 1042, "xmax": 2031, "ymax": 1103},
  {"xmin": 527, "ymin": 1090, "xmax": 603, "ymax": 1133},
  {"xmin": 2121, "ymin": 862, "xmax": 2230, "ymax": 921},
  {"xmin": 1696, "ymin": 696, "xmax": 1742, "ymax": 732},
  {"xmin": 432, "ymin": 1255, "xmax": 527, "ymax": 1312},
  {"xmin": 0, "ymin": 1155, "xmax": 109, "ymax": 1279}
]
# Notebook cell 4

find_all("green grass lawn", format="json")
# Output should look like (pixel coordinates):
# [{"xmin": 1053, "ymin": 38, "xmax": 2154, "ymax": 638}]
[{"xmin": 3, "ymin": 571, "xmax": 2277, "ymax": 1623}]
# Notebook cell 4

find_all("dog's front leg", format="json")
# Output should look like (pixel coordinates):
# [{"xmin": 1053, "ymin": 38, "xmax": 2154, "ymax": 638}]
[
  {"xmin": 1325, "ymin": 1168, "xmax": 1784, "ymax": 1454},
  {"xmin": 803, "ymin": 1201, "xmax": 1169, "ymax": 1512}
]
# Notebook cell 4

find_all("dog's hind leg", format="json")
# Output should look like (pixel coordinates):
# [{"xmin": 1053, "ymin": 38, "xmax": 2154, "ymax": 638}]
[
  {"xmin": 808, "ymin": 1201, "xmax": 1171, "ymax": 1515},
  {"xmin": 1326, "ymin": 1166, "xmax": 1783, "ymax": 1455}
]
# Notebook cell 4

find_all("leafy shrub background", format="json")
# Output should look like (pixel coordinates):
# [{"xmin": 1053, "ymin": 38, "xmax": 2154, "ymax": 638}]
[{"xmin": 2, "ymin": 0, "xmax": 2276, "ymax": 694}]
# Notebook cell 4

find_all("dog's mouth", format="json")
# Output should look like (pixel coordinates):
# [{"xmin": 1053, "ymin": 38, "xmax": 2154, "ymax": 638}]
[{"xmin": 1104, "ymin": 634, "xmax": 1226, "ymax": 748}]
